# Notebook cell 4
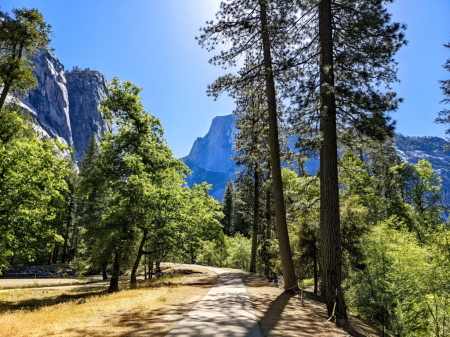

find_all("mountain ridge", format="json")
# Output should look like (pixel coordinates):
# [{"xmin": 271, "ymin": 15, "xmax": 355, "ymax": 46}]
[{"xmin": 182, "ymin": 114, "xmax": 450, "ymax": 201}]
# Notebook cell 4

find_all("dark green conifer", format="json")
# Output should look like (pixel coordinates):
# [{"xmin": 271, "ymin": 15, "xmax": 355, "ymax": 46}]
[{"xmin": 221, "ymin": 178, "xmax": 235, "ymax": 236}]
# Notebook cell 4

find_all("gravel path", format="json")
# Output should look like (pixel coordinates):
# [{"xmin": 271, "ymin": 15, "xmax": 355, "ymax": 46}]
[{"xmin": 166, "ymin": 265, "xmax": 263, "ymax": 337}]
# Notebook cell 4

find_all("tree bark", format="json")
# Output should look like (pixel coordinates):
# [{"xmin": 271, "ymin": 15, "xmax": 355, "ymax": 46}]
[
  {"xmin": 101, "ymin": 262, "xmax": 108, "ymax": 280},
  {"xmin": 259, "ymin": 0, "xmax": 298, "ymax": 292},
  {"xmin": 62, "ymin": 199, "xmax": 73, "ymax": 263},
  {"xmin": 0, "ymin": 81, "xmax": 12, "ymax": 111},
  {"xmin": 250, "ymin": 164, "xmax": 260, "ymax": 273},
  {"xmin": 130, "ymin": 230, "xmax": 148, "ymax": 289},
  {"xmin": 319, "ymin": 0, "xmax": 347, "ymax": 318},
  {"xmin": 144, "ymin": 254, "xmax": 147, "ymax": 281},
  {"xmin": 52, "ymin": 243, "xmax": 60, "ymax": 264},
  {"xmin": 109, "ymin": 251, "xmax": 120, "ymax": 293},
  {"xmin": 264, "ymin": 187, "xmax": 272, "ymax": 277},
  {"xmin": 313, "ymin": 241, "xmax": 318, "ymax": 295},
  {"xmin": 148, "ymin": 256, "xmax": 153, "ymax": 279}
]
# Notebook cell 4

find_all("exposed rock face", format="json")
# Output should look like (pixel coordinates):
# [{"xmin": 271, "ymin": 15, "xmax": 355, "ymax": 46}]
[
  {"xmin": 21, "ymin": 48, "xmax": 73, "ymax": 147},
  {"xmin": 181, "ymin": 115, "xmax": 238, "ymax": 200},
  {"xmin": 1, "ymin": 9, "xmax": 111, "ymax": 164},
  {"xmin": 66, "ymin": 70, "xmax": 112, "ymax": 163},
  {"xmin": 184, "ymin": 115, "xmax": 238, "ymax": 173}
]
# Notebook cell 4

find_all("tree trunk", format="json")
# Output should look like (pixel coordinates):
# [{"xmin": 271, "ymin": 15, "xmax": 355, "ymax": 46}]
[
  {"xmin": 259, "ymin": 0, "xmax": 298, "ymax": 292},
  {"xmin": 319, "ymin": 0, "xmax": 347, "ymax": 318},
  {"xmin": 130, "ymin": 230, "xmax": 148, "ymax": 289},
  {"xmin": 313, "ymin": 241, "xmax": 318, "ymax": 295},
  {"xmin": 156, "ymin": 261, "xmax": 161, "ymax": 273},
  {"xmin": 62, "ymin": 200, "xmax": 73, "ymax": 263},
  {"xmin": 190, "ymin": 244, "xmax": 194, "ymax": 264},
  {"xmin": 109, "ymin": 251, "xmax": 120, "ymax": 293},
  {"xmin": 52, "ymin": 243, "xmax": 60, "ymax": 264},
  {"xmin": 101, "ymin": 262, "xmax": 108, "ymax": 280},
  {"xmin": 264, "ymin": 187, "xmax": 272, "ymax": 277},
  {"xmin": 0, "ymin": 80, "xmax": 12, "ymax": 111},
  {"xmin": 144, "ymin": 254, "xmax": 147, "ymax": 281},
  {"xmin": 250, "ymin": 164, "xmax": 260, "ymax": 273},
  {"xmin": 148, "ymin": 257, "xmax": 153, "ymax": 279}
]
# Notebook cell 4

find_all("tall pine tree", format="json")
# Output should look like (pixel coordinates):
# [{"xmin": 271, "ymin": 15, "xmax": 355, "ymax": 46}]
[{"xmin": 287, "ymin": 0, "xmax": 406, "ymax": 317}]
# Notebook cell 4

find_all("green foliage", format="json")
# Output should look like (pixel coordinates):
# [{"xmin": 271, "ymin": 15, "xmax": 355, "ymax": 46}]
[
  {"xmin": 0, "ymin": 8, "xmax": 52, "ymax": 109},
  {"xmin": 221, "ymin": 179, "xmax": 235, "ymax": 236},
  {"xmin": 195, "ymin": 233, "xmax": 252, "ymax": 271},
  {"xmin": 346, "ymin": 218, "xmax": 450, "ymax": 336},
  {"xmin": 391, "ymin": 159, "xmax": 445, "ymax": 241},
  {"xmin": 0, "ymin": 106, "xmax": 69, "ymax": 272}
]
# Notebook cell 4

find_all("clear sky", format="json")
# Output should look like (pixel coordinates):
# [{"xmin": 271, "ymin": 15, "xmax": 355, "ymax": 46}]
[{"xmin": 1, "ymin": 0, "xmax": 450, "ymax": 158}]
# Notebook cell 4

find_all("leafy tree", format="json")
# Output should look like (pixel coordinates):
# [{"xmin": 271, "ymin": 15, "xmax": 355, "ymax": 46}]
[
  {"xmin": 93, "ymin": 78, "xmax": 192, "ymax": 291},
  {"xmin": 0, "ymin": 107, "xmax": 69, "ymax": 272},
  {"xmin": 391, "ymin": 159, "xmax": 445, "ymax": 242},
  {"xmin": 347, "ymin": 218, "xmax": 450, "ymax": 336},
  {"xmin": 0, "ymin": 8, "xmax": 52, "ymax": 110}
]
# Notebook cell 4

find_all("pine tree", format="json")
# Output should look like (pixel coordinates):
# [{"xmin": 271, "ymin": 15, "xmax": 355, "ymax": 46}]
[
  {"xmin": 221, "ymin": 178, "xmax": 235, "ymax": 236},
  {"xmin": 287, "ymin": 0, "xmax": 406, "ymax": 317},
  {"xmin": 198, "ymin": 0, "xmax": 300, "ymax": 290},
  {"xmin": 435, "ymin": 40, "xmax": 450, "ymax": 137}
]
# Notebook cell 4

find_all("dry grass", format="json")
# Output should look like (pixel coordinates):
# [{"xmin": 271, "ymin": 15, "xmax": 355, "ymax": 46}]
[
  {"xmin": 0, "ymin": 278, "xmax": 86, "ymax": 289},
  {"xmin": 0, "ymin": 266, "xmax": 218, "ymax": 337}
]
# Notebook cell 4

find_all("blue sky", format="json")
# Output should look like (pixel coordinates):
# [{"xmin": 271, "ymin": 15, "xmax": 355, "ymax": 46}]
[{"xmin": 1, "ymin": 0, "xmax": 450, "ymax": 158}]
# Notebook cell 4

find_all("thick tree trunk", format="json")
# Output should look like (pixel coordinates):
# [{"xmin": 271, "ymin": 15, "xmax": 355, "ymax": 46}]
[
  {"xmin": 109, "ymin": 251, "xmax": 120, "ymax": 293},
  {"xmin": 250, "ymin": 164, "xmax": 260, "ymax": 273},
  {"xmin": 101, "ymin": 262, "xmax": 108, "ymax": 280},
  {"xmin": 155, "ymin": 261, "xmax": 161, "ymax": 273},
  {"xmin": 130, "ymin": 230, "xmax": 148, "ymax": 289},
  {"xmin": 259, "ymin": 0, "xmax": 298, "ymax": 292},
  {"xmin": 319, "ymin": 0, "xmax": 347, "ymax": 318},
  {"xmin": 264, "ymin": 187, "xmax": 272, "ymax": 277}
]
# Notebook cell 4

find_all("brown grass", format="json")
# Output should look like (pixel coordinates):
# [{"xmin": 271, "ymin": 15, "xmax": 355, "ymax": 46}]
[
  {"xmin": 0, "ymin": 266, "xmax": 218, "ymax": 337},
  {"xmin": 0, "ymin": 278, "xmax": 87, "ymax": 289}
]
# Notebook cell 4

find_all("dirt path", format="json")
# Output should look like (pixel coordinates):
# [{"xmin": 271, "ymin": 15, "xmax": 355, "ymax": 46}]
[{"xmin": 166, "ymin": 265, "xmax": 262, "ymax": 337}]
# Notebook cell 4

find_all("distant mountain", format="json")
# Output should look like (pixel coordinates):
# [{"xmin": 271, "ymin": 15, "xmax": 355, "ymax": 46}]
[
  {"xmin": 1, "ymin": 10, "xmax": 111, "ymax": 164},
  {"xmin": 182, "ymin": 115, "xmax": 450, "ymax": 201},
  {"xmin": 395, "ymin": 134, "xmax": 450, "ymax": 201},
  {"xmin": 181, "ymin": 115, "xmax": 238, "ymax": 200}
]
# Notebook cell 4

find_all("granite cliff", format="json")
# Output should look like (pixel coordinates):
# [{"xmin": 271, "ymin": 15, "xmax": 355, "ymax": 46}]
[
  {"xmin": 181, "ymin": 115, "xmax": 238, "ymax": 200},
  {"xmin": 183, "ymin": 114, "xmax": 450, "ymax": 201},
  {"xmin": 65, "ymin": 69, "xmax": 111, "ymax": 163},
  {"xmin": 1, "ymin": 9, "xmax": 111, "ymax": 163}
]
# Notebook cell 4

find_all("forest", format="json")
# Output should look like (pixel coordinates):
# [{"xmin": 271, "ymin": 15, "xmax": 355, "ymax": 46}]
[{"xmin": 1, "ymin": 1, "xmax": 450, "ymax": 336}]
